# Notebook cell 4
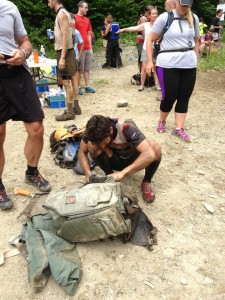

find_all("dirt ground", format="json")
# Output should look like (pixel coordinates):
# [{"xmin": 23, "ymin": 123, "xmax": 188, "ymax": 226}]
[{"xmin": 1, "ymin": 46, "xmax": 225, "ymax": 300}]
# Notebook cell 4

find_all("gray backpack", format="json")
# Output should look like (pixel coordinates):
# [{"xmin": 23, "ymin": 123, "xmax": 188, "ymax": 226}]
[{"xmin": 44, "ymin": 181, "xmax": 132, "ymax": 243}]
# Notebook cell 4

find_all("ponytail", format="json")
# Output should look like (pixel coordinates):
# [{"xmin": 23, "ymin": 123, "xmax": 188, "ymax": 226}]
[{"xmin": 185, "ymin": 7, "xmax": 194, "ymax": 28}]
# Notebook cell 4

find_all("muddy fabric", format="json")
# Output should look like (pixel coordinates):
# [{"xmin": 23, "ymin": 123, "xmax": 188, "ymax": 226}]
[
  {"xmin": 20, "ymin": 215, "xmax": 82, "ymax": 295},
  {"xmin": 44, "ymin": 181, "xmax": 131, "ymax": 243}
]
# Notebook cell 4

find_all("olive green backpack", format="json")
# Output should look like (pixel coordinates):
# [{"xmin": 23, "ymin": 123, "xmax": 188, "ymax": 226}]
[{"xmin": 43, "ymin": 181, "xmax": 131, "ymax": 243}]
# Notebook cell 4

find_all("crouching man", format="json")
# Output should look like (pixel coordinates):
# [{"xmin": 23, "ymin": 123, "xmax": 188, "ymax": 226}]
[{"xmin": 78, "ymin": 115, "xmax": 162, "ymax": 203}]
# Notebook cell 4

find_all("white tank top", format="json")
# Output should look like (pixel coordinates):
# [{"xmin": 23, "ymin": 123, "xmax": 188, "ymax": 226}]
[{"xmin": 54, "ymin": 8, "xmax": 75, "ymax": 51}]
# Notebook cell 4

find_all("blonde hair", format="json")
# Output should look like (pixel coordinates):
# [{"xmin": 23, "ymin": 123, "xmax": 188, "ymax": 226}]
[{"xmin": 184, "ymin": 7, "xmax": 194, "ymax": 28}]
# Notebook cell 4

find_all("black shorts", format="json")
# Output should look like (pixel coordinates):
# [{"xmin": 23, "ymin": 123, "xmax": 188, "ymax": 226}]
[
  {"xmin": 57, "ymin": 48, "xmax": 76, "ymax": 79},
  {"xmin": 0, "ymin": 65, "xmax": 44, "ymax": 124}
]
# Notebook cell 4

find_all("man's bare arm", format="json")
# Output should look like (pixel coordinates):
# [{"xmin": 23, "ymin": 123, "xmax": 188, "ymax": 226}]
[
  {"xmin": 6, "ymin": 35, "xmax": 32, "ymax": 65},
  {"xmin": 78, "ymin": 140, "xmax": 92, "ymax": 180},
  {"xmin": 58, "ymin": 12, "xmax": 69, "ymax": 69},
  {"xmin": 110, "ymin": 139, "xmax": 159, "ymax": 181}
]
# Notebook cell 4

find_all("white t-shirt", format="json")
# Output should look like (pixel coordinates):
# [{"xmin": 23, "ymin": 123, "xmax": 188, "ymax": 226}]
[
  {"xmin": 0, "ymin": 0, "xmax": 27, "ymax": 56},
  {"xmin": 143, "ymin": 22, "xmax": 152, "ymax": 51},
  {"xmin": 151, "ymin": 10, "xmax": 200, "ymax": 68}
]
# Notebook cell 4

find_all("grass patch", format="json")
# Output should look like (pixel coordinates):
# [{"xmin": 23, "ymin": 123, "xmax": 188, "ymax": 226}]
[
  {"xmin": 92, "ymin": 78, "xmax": 109, "ymax": 86},
  {"xmin": 198, "ymin": 45, "xmax": 225, "ymax": 72}
]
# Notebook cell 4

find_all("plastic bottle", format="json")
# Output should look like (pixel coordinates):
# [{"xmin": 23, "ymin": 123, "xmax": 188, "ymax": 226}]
[
  {"xmin": 47, "ymin": 29, "xmax": 54, "ymax": 40},
  {"xmin": 40, "ymin": 45, "xmax": 45, "ymax": 58}
]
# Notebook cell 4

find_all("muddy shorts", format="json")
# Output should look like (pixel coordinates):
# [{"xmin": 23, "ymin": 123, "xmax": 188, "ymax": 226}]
[
  {"xmin": 0, "ymin": 65, "xmax": 44, "ymax": 124},
  {"xmin": 57, "ymin": 48, "xmax": 76, "ymax": 79},
  {"xmin": 78, "ymin": 49, "xmax": 93, "ymax": 72}
]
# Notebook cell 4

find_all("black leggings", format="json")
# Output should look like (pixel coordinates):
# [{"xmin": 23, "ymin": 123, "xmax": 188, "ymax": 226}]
[
  {"xmin": 95, "ymin": 151, "xmax": 161, "ymax": 183},
  {"xmin": 156, "ymin": 67, "xmax": 196, "ymax": 113}
]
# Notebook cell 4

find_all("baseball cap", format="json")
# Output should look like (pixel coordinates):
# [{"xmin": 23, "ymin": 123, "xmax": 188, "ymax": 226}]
[{"xmin": 179, "ymin": 0, "xmax": 193, "ymax": 6}]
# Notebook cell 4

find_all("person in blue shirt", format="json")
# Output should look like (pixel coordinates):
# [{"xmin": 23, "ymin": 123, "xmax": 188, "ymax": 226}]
[{"xmin": 102, "ymin": 15, "xmax": 122, "ymax": 68}]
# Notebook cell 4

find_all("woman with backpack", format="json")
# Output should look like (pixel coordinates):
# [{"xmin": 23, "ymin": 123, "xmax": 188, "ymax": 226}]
[
  {"xmin": 146, "ymin": 0, "xmax": 199, "ymax": 142},
  {"xmin": 117, "ymin": 7, "xmax": 161, "ymax": 92}
]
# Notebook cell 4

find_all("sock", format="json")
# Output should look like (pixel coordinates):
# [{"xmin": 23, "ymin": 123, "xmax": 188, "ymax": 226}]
[
  {"xmin": 26, "ymin": 166, "xmax": 38, "ymax": 175},
  {"xmin": 74, "ymin": 100, "xmax": 79, "ymax": 108},
  {"xmin": 0, "ymin": 178, "xmax": 4, "ymax": 190},
  {"xmin": 67, "ymin": 103, "xmax": 73, "ymax": 113},
  {"xmin": 176, "ymin": 128, "xmax": 181, "ymax": 130}
]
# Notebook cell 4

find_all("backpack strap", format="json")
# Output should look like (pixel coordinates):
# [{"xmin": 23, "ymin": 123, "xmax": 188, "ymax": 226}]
[{"xmin": 158, "ymin": 10, "xmax": 174, "ymax": 43}]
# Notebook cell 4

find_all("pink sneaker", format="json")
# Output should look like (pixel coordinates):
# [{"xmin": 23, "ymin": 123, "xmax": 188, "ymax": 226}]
[
  {"xmin": 141, "ymin": 181, "xmax": 155, "ymax": 203},
  {"xmin": 171, "ymin": 128, "xmax": 190, "ymax": 142},
  {"xmin": 157, "ymin": 120, "xmax": 166, "ymax": 133}
]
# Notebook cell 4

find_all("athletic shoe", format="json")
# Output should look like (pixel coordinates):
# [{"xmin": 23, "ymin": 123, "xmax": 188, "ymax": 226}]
[
  {"xmin": 138, "ymin": 85, "xmax": 144, "ymax": 92},
  {"xmin": 155, "ymin": 85, "xmax": 161, "ymax": 91},
  {"xmin": 79, "ymin": 87, "xmax": 83, "ymax": 95},
  {"xmin": 171, "ymin": 128, "xmax": 190, "ymax": 142},
  {"xmin": 55, "ymin": 110, "xmax": 75, "ymax": 121},
  {"xmin": 74, "ymin": 106, "xmax": 81, "ymax": 115},
  {"xmin": 141, "ymin": 181, "xmax": 155, "ymax": 203},
  {"xmin": 25, "ymin": 170, "xmax": 51, "ymax": 192},
  {"xmin": 85, "ymin": 86, "xmax": 95, "ymax": 93},
  {"xmin": 157, "ymin": 120, "xmax": 166, "ymax": 133},
  {"xmin": 0, "ymin": 188, "xmax": 13, "ymax": 210},
  {"xmin": 156, "ymin": 96, "xmax": 162, "ymax": 101}
]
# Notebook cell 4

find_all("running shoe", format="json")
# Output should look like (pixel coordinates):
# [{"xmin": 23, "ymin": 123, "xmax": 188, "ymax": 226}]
[
  {"xmin": 0, "ymin": 188, "xmax": 13, "ymax": 210},
  {"xmin": 157, "ymin": 120, "xmax": 166, "ymax": 133},
  {"xmin": 25, "ymin": 170, "xmax": 51, "ymax": 192},
  {"xmin": 141, "ymin": 181, "xmax": 155, "ymax": 203},
  {"xmin": 171, "ymin": 128, "xmax": 190, "ymax": 142}
]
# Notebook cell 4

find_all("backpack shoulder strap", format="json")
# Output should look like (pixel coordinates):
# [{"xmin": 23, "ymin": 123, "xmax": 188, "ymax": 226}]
[
  {"xmin": 159, "ymin": 10, "xmax": 174, "ymax": 43},
  {"xmin": 164, "ymin": 10, "xmax": 174, "ymax": 32}
]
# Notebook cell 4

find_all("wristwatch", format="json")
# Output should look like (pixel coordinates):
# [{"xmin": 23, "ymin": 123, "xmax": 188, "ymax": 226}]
[{"xmin": 19, "ymin": 48, "xmax": 30, "ymax": 59}]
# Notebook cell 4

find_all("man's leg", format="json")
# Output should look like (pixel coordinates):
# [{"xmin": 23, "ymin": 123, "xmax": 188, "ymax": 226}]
[
  {"xmin": 24, "ymin": 121, "xmax": 51, "ymax": 192},
  {"xmin": 141, "ymin": 141, "xmax": 162, "ymax": 203},
  {"xmin": 71, "ymin": 75, "xmax": 81, "ymax": 115},
  {"xmin": 0, "ymin": 123, "xmax": 6, "ymax": 179},
  {"xmin": 83, "ymin": 50, "xmax": 95, "ymax": 93},
  {"xmin": 55, "ymin": 79, "xmax": 75, "ymax": 121},
  {"xmin": 0, "ymin": 123, "xmax": 12, "ymax": 210},
  {"xmin": 83, "ymin": 70, "xmax": 90, "ymax": 87}
]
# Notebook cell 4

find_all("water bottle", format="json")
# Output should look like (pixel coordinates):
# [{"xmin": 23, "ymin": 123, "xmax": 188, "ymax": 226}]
[
  {"xmin": 40, "ymin": 45, "xmax": 45, "ymax": 58},
  {"xmin": 47, "ymin": 29, "xmax": 54, "ymax": 40}
]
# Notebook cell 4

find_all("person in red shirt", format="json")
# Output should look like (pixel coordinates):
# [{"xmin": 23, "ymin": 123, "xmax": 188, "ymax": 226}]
[{"xmin": 75, "ymin": 1, "xmax": 95, "ymax": 95}]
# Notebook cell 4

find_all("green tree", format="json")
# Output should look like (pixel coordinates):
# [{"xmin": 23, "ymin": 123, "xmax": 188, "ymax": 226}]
[{"xmin": 11, "ymin": 0, "xmax": 222, "ymax": 53}]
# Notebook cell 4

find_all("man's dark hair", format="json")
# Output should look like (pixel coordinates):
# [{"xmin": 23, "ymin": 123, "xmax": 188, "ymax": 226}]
[
  {"xmin": 77, "ymin": 1, "xmax": 88, "ymax": 8},
  {"xmin": 216, "ymin": 9, "xmax": 223, "ymax": 15},
  {"xmin": 86, "ymin": 115, "xmax": 111, "ymax": 144}
]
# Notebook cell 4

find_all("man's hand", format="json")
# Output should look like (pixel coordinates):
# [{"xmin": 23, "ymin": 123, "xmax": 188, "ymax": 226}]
[
  {"xmin": 0, "ymin": 53, "xmax": 5, "ymax": 62},
  {"xmin": 109, "ymin": 171, "xmax": 125, "ymax": 182},
  {"xmin": 4, "ymin": 49, "xmax": 25, "ymax": 66},
  {"xmin": 58, "ymin": 57, "xmax": 66, "ymax": 70}
]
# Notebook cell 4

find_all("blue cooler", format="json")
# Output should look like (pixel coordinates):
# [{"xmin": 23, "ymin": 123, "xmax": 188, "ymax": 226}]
[
  {"xmin": 36, "ymin": 79, "xmax": 49, "ymax": 93},
  {"xmin": 47, "ymin": 95, "xmax": 66, "ymax": 108}
]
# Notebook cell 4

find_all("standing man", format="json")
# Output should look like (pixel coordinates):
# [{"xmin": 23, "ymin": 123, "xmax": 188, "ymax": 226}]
[
  {"xmin": 48, "ymin": 0, "xmax": 81, "ymax": 121},
  {"xmin": 0, "ymin": 0, "xmax": 51, "ymax": 210},
  {"xmin": 75, "ymin": 1, "xmax": 95, "ymax": 95},
  {"xmin": 211, "ymin": 9, "xmax": 224, "ymax": 47}
]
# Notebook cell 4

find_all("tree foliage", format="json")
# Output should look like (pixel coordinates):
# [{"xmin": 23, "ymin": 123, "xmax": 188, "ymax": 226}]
[{"xmin": 11, "ymin": 0, "xmax": 221, "ymax": 51}]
